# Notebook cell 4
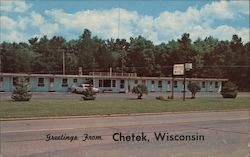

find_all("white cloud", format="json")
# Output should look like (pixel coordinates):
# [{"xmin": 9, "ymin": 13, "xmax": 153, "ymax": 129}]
[
  {"xmin": 30, "ymin": 11, "xmax": 45, "ymax": 26},
  {"xmin": 30, "ymin": 11, "xmax": 60, "ymax": 37},
  {"xmin": 0, "ymin": 11, "xmax": 59, "ymax": 42},
  {"xmin": 153, "ymin": 1, "xmax": 249, "ymax": 43},
  {"xmin": 0, "ymin": 0, "xmax": 31, "ymax": 13},
  {"xmin": 0, "ymin": 30, "xmax": 30, "ymax": 43},
  {"xmin": 200, "ymin": 1, "xmax": 234, "ymax": 19},
  {"xmin": 189, "ymin": 25, "xmax": 250, "ymax": 43},
  {"xmin": 236, "ymin": 28, "xmax": 250, "ymax": 43},
  {"xmin": 0, "ymin": 1, "xmax": 249, "ymax": 43},
  {"xmin": 45, "ymin": 8, "xmax": 138, "ymax": 40},
  {"xmin": 224, "ymin": 1, "xmax": 250, "ymax": 16},
  {"xmin": 17, "ymin": 16, "xmax": 29, "ymax": 30},
  {"xmin": 154, "ymin": 7, "xmax": 202, "ymax": 42},
  {"xmin": 0, "ymin": 16, "xmax": 16, "ymax": 30},
  {"xmin": 200, "ymin": 1, "xmax": 249, "ymax": 20}
]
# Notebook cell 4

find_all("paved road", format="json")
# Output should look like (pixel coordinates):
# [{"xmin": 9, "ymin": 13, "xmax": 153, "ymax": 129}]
[
  {"xmin": 1, "ymin": 111, "xmax": 249, "ymax": 157},
  {"xmin": 1, "ymin": 92, "xmax": 249, "ymax": 100}
]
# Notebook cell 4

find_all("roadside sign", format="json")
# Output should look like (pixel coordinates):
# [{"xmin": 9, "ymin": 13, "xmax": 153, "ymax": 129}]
[
  {"xmin": 185, "ymin": 63, "xmax": 192, "ymax": 71},
  {"xmin": 173, "ymin": 64, "xmax": 184, "ymax": 75}
]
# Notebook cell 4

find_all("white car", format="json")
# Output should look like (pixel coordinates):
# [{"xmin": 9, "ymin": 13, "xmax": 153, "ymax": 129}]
[{"xmin": 72, "ymin": 84, "xmax": 99, "ymax": 93}]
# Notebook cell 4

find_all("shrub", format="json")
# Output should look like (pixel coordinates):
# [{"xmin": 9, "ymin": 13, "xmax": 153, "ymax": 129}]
[
  {"xmin": 187, "ymin": 82, "xmax": 201, "ymax": 99},
  {"xmin": 167, "ymin": 96, "xmax": 174, "ymax": 99},
  {"xmin": 221, "ymin": 81, "xmax": 238, "ymax": 98},
  {"xmin": 11, "ymin": 78, "xmax": 32, "ymax": 101},
  {"xmin": 82, "ymin": 86, "xmax": 96, "ymax": 100},
  {"xmin": 132, "ymin": 84, "xmax": 148, "ymax": 99},
  {"xmin": 156, "ymin": 96, "xmax": 165, "ymax": 100}
]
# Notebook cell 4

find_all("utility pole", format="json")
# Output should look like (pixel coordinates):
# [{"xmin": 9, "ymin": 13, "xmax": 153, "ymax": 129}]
[
  {"xmin": 183, "ymin": 63, "xmax": 192, "ymax": 101},
  {"xmin": 0, "ymin": 55, "xmax": 1, "ymax": 74},
  {"xmin": 171, "ymin": 75, "xmax": 174, "ymax": 99},
  {"xmin": 121, "ymin": 46, "xmax": 126, "ymax": 76},
  {"xmin": 183, "ymin": 64, "xmax": 186, "ymax": 101},
  {"xmin": 121, "ymin": 53, "xmax": 124, "ymax": 75},
  {"xmin": 0, "ymin": 46, "xmax": 2, "ymax": 74},
  {"xmin": 62, "ymin": 50, "xmax": 65, "ymax": 75}
]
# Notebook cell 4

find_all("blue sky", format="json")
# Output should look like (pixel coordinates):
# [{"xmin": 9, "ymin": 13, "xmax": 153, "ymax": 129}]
[{"xmin": 0, "ymin": 0, "xmax": 249, "ymax": 44}]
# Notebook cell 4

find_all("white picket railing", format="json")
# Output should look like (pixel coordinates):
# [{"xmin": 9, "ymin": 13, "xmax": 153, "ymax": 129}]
[{"xmin": 89, "ymin": 72, "xmax": 137, "ymax": 77}]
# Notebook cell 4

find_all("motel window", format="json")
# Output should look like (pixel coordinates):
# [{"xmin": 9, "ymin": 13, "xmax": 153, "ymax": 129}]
[
  {"xmin": 99, "ymin": 80, "xmax": 103, "ymax": 87},
  {"xmin": 202, "ymin": 81, "xmax": 205, "ymax": 88},
  {"xmin": 0, "ymin": 77, "xmax": 2, "ymax": 88},
  {"xmin": 222, "ymin": 81, "xmax": 226, "ymax": 87},
  {"xmin": 174, "ymin": 81, "xmax": 178, "ymax": 88},
  {"xmin": 50, "ymin": 78, "xmax": 54, "ymax": 83},
  {"xmin": 73, "ymin": 79, "xmax": 77, "ymax": 83},
  {"xmin": 62, "ymin": 78, "xmax": 68, "ymax": 87},
  {"xmin": 112, "ymin": 80, "xmax": 116, "ymax": 87},
  {"xmin": 38, "ymin": 78, "xmax": 44, "ymax": 87},
  {"xmin": 135, "ymin": 80, "xmax": 138, "ymax": 84},
  {"xmin": 0, "ymin": 77, "xmax": 3, "ymax": 87},
  {"xmin": 158, "ymin": 80, "xmax": 162, "ymax": 88},
  {"xmin": 215, "ymin": 82, "xmax": 218, "ymax": 88},
  {"xmin": 120, "ymin": 80, "xmax": 125, "ymax": 89},
  {"xmin": 86, "ymin": 79, "xmax": 93, "ymax": 85},
  {"xmin": 13, "ymin": 77, "xmax": 18, "ymax": 86},
  {"xmin": 0, "ymin": 77, "xmax": 3, "ymax": 88},
  {"xmin": 25, "ymin": 78, "xmax": 30, "ymax": 83},
  {"xmin": 103, "ymin": 80, "xmax": 111, "ymax": 87}
]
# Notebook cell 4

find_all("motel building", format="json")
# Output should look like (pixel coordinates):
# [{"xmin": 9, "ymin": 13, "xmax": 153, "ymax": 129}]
[{"xmin": 0, "ymin": 72, "xmax": 227, "ymax": 93}]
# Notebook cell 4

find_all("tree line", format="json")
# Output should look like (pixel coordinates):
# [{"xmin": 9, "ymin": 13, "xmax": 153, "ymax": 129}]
[{"xmin": 0, "ymin": 29, "xmax": 249, "ymax": 91}]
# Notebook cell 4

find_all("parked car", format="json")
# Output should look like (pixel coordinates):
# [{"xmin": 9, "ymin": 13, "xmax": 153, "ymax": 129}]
[{"xmin": 71, "ymin": 84, "xmax": 99, "ymax": 94}]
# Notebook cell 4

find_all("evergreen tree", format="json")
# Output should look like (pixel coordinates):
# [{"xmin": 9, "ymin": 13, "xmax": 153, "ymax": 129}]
[
  {"xmin": 82, "ymin": 86, "xmax": 96, "ymax": 100},
  {"xmin": 221, "ymin": 81, "xmax": 238, "ymax": 98},
  {"xmin": 187, "ymin": 82, "xmax": 201, "ymax": 99},
  {"xmin": 132, "ymin": 84, "xmax": 148, "ymax": 99},
  {"xmin": 11, "ymin": 78, "xmax": 32, "ymax": 101}
]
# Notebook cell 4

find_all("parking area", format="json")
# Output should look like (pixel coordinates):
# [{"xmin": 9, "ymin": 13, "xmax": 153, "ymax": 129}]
[{"xmin": 0, "ymin": 92, "xmax": 249, "ymax": 100}]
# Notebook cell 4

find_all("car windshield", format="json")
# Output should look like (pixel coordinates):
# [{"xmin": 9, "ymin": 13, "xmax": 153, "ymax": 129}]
[{"xmin": 79, "ymin": 84, "xmax": 91, "ymax": 88}]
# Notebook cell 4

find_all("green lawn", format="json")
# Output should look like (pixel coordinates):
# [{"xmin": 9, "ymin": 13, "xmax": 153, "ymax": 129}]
[{"xmin": 0, "ymin": 98, "xmax": 249, "ymax": 118}]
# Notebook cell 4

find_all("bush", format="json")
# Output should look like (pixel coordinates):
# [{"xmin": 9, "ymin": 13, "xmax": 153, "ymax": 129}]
[
  {"xmin": 187, "ymin": 82, "xmax": 201, "ymax": 99},
  {"xmin": 132, "ymin": 84, "xmax": 148, "ymax": 99},
  {"xmin": 167, "ymin": 96, "xmax": 174, "ymax": 99},
  {"xmin": 156, "ymin": 96, "xmax": 165, "ymax": 100},
  {"xmin": 221, "ymin": 81, "xmax": 238, "ymax": 98},
  {"xmin": 11, "ymin": 78, "xmax": 32, "ymax": 101},
  {"xmin": 82, "ymin": 86, "xmax": 96, "ymax": 100}
]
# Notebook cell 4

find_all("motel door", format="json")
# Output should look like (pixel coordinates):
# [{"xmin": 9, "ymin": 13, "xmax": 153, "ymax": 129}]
[
  {"xmin": 49, "ymin": 78, "xmax": 54, "ymax": 92},
  {"xmin": 0, "ymin": 77, "xmax": 3, "ymax": 91},
  {"xmin": 167, "ymin": 81, "xmax": 171, "ymax": 92},
  {"xmin": 73, "ymin": 79, "xmax": 77, "ymax": 87},
  {"xmin": 120, "ymin": 80, "xmax": 125, "ymax": 93},
  {"xmin": 151, "ymin": 80, "xmax": 155, "ymax": 92}
]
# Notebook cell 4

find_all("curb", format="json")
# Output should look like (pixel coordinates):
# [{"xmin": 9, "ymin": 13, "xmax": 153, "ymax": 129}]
[{"xmin": 0, "ymin": 109, "xmax": 249, "ymax": 121}]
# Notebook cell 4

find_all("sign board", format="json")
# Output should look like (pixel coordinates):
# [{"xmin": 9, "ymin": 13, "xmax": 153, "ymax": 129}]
[
  {"xmin": 185, "ymin": 63, "xmax": 192, "ymax": 71},
  {"xmin": 173, "ymin": 64, "xmax": 184, "ymax": 75},
  {"xmin": 78, "ymin": 67, "xmax": 83, "ymax": 75}
]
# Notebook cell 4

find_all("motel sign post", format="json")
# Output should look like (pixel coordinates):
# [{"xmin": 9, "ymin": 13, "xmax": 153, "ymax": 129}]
[
  {"xmin": 173, "ymin": 63, "xmax": 192, "ymax": 101},
  {"xmin": 173, "ymin": 64, "xmax": 185, "ymax": 75}
]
